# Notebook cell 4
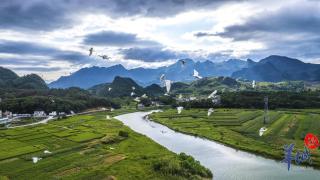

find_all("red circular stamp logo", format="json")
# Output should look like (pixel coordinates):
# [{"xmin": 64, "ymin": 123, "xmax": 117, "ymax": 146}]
[{"xmin": 304, "ymin": 133, "xmax": 319, "ymax": 150}]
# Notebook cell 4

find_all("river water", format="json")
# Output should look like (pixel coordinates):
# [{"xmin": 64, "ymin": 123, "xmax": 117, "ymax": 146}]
[{"xmin": 115, "ymin": 111, "xmax": 320, "ymax": 180}]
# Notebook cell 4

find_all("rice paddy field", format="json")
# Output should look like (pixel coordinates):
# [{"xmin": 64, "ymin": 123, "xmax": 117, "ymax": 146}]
[
  {"xmin": 149, "ymin": 108, "xmax": 320, "ymax": 168},
  {"xmin": 0, "ymin": 108, "xmax": 211, "ymax": 180}
]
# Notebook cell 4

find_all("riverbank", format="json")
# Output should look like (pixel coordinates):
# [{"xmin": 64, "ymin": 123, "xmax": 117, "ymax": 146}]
[
  {"xmin": 115, "ymin": 111, "xmax": 320, "ymax": 179},
  {"xmin": 149, "ymin": 108, "xmax": 320, "ymax": 169},
  {"xmin": 0, "ymin": 108, "xmax": 212, "ymax": 179}
]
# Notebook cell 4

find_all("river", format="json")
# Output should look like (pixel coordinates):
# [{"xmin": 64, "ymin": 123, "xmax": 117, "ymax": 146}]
[{"xmin": 115, "ymin": 111, "xmax": 320, "ymax": 180}]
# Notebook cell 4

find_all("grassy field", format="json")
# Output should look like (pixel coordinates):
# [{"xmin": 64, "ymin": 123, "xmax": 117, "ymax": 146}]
[
  {"xmin": 149, "ymin": 108, "xmax": 320, "ymax": 168},
  {"xmin": 0, "ymin": 107, "xmax": 212, "ymax": 180}
]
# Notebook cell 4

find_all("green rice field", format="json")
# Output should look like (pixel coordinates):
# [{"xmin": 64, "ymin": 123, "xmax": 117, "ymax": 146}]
[
  {"xmin": 149, "ymin": 108, "xmax": 320, "ymax": 168},
  {"xmin": 0, "ymin": 108, "xmax": 211, "ymax": 180}
]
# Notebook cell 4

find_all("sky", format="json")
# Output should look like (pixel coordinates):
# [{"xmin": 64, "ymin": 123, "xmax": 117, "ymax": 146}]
[{"xmin": 0, "ymin": 0, "xmax": 319, "ymax": 82}]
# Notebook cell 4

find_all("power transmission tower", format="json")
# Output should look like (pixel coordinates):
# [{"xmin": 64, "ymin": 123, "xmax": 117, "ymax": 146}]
[{"xmin": 263, "ymin": 96, "xmax": 269, "ymax": 124}]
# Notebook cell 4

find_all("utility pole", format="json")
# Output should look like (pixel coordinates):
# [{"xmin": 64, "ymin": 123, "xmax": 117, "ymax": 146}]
[{"xmin": 264, "ymin": 96, "xmax": 269, "ymax": 124}]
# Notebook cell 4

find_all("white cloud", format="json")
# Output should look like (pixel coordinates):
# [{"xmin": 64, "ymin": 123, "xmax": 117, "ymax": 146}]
[{"xmin": 0, "ymin": 0, "xmax": 320, "ymax": 82}]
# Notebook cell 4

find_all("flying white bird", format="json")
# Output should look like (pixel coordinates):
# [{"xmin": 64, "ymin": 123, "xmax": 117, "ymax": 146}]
[
  {"xmin": 193, "ymin": 69, "xmax": 202, "ymax": 79},
  {"xmin": 132, "ymin": 86, "xmax": 136, "ymax": 90},
  {"xmin": 134, "ymin": 97, "xmax": 141, "ymax": 102},
  {"xmin": 98, "ymin": 55, "xmax": 110, "ymax": 60},
  {"xmin": 259, "ymin": 127, "xmax": 268, "ymax": 136},
  {"xmin": 252, "ymin": 80, "xmax": 256, "ymax": 88},
  {"xmin": 208, "ymin": 90, "xmax": 218, "ymax": 99},
  {"xmin": 108, "ymin": 87, "xmax": 112, "ymax": 91},
  {"xmin": 131, "ymin": 92, "xmax": 135, "ymax": 96},
  {"xmin": 89, "ymin": 47, "xmax": 94, "ymax": 56},
  {"xmin": 208, "ymin": 108, "xmax": 214, "ymax": 116},
  {"xmin": 177, "ymin": 106, "xmax": 184, "ymax": 114},
  {"xmin": 160, "ymin": 74, "xmax": 165, "ymax": 82},
  {"xmin": 32, "ymin": 157, "xmax": 42, "ymax": 164},
  {"xmin": 164, "ymin": 80, "xmax": 172, "ymax": 95},
  {"xmin": 44, "ymin": 150, "xmax": 52, "ymax": 154}
]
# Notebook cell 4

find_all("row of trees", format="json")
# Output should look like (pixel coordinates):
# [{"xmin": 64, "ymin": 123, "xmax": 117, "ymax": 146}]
[
  {"xmin": 0, "ymin": 87, "xmax": 120, "ymax": 114},
  {"xmin": 155, "ymin": 91, "xmax": 320, "ymax": 109}
]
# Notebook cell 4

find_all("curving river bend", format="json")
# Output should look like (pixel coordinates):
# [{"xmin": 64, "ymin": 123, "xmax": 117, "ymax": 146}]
[{"xmin": 115, "ymin": 111, "xmax": 320, "ymax": 180}]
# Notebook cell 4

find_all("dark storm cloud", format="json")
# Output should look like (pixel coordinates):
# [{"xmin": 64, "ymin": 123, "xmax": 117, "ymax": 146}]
[
  {"xmin": 0, "ymin": 57, "xmax": 62, "ymax": 73},
  {"xmin": 0, "ymin": 40, "xmax": 90, "ymax": 64},
  {"xmin": 0, "ymin": 40, "xmax": 60, "ymax": 55},
  {"xmin": 120, "ymin": 47, "xmax": 185, "ymax": 62},
  {"xmin": 0, "ymin": 58, "xmax": 49, "ymax": 66},
  {"xmin": 202, "ymin": 2, "xmax": 320, "ymax": 61},
  {"xmin": 0, "ymin": 0, "xmax": 239, "ymax": 31},
  {"xmin": 217, "ymin": 3, "xmax": 320, "ymax": 41},
  {"xmin": 83, "ymin": 31, "xmax": 161, "ymax": 47},
  {"xmin": 106, "ymin": 0, "xmax": 236, "ymax": 17},
  {"xmin": 194, "ymin": 32, "xmax": 216, "ymax": 38},
  {"xmin": 0, "ymin": 0, "xmax": 72, "ymax": 31}
]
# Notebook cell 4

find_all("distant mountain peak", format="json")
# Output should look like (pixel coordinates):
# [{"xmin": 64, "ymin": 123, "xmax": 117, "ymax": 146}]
[
  {"xmin": 225, "ymin": 59, "xmax": 244, "ymax": 63},
  {"xmin": 232, "ymin": 55, "xmax": 320, "ymax": 82},
  {"xmin": 260, "ymin": 55, "xmax": 303, "ymax": 64}
]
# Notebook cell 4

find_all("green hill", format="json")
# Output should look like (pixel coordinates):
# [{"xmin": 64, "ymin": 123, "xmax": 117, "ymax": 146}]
[
  {"xmin": 12, "ymin": 74, "xmax": 48, "ymax": 89},
  {"xmin": 90, "ymin": 76, "xmax": 318, "ymax": 99},
  {"xmin": 144, "ymin": 84, "xmax": 164, "ymax": 96},
  {"xmin": 0, "ymin": 67, "xmax": 48, "ymax": 89},
  {"xmin": 89, "ymin": 76, "xmax": 145, "ymax": 97},
  {"xmin": 0, "ymin": 67, "xmax": 118, "ymax": 114},
  {"xmin": 90, "ymin": 76, "xmax": 166, "ymax": 98}
]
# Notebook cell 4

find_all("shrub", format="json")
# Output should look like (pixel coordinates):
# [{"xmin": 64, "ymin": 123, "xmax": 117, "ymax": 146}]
[
  {"xmin": 101, "ymin": 136, "xmax": 122, "ymax": 144},
  {"xmin": 152, "ymin": 153, "xmax": 212, "ymax": 179},
  {"xmin": 118, "ymin": 130, "xmax": 129, "ymax": 138}
]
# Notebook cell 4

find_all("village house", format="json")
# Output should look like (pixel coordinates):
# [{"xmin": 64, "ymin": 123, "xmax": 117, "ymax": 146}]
[
  {"xmin": 59, "ymin": 112, "xmax": 66, "ymax": 116},
  {"xmin": 137, "ymin": 103, "xmax": 145, "ymax": 110},
  {"xmin": 33, "ymin": 111, "xmax": 47, "ymax": 118},
  {"xmin": 49, "ymin": 111, "xmax": 57, "ymax": 116},
  {"xmin": 0, "ymin": 117, "xmax": 10, "ymax": 125}
]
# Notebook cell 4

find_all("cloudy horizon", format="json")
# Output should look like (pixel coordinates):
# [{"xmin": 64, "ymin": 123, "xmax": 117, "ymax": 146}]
[{"xmin": 0, "ymin": 0, "xmax": 319, "ymax": 82}]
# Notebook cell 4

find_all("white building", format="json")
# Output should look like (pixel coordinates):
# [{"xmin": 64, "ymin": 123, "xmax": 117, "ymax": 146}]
[
  {"xmin": 0, "ymin": 117, "xmax": 10, "ymax": 124},
  {"xmin": 137, "ymin": 104, "xmax": 145, "ymax": 110},
  {"xmin": 33, "ymin": 111, "xmax": 47, "ymax": 118},
  {"xmin": 3, "ymin": 111, "xmax": 12, "ymax": 118},
  {"xmin": 13, "ymin": 114, "xmax": 32, "ymax": 118},
  {"xmin": 49, "ymin": 111, "xmax": 57, "ymax": 116}
]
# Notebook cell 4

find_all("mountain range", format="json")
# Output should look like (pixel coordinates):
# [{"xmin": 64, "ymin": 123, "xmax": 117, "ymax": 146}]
[
  {"xmin": 49, "ymin": 58, "xmax": 248, "ymax": 89},
  {"xmin": 49, "ymin": 55, "xmax": 320, "ymax": 89},
  {"xmin": 0, "ymin": 55, "xmax": 316, "ymax": 90},
  {"xmin": 232, "ymin": 55, "xmax": 320, "ymax": 82}
]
